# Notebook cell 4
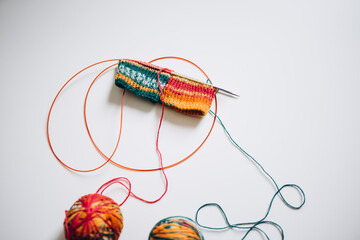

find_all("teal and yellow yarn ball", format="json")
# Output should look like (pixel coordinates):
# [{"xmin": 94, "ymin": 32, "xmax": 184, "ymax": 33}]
[{"xmin": 149, "ymin": 216, "xmax": 204, "ymax": 240}]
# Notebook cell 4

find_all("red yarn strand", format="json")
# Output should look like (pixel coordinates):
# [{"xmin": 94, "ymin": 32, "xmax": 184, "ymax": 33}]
[{"xmin": 95, "ymin": 68, "xmax": 170, "ymax": 205}]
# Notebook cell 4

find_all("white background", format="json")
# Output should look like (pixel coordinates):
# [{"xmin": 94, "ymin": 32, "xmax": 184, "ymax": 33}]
[{"xmin": 1, "ymin": 0, "xmax": 359, "ymax": 239}]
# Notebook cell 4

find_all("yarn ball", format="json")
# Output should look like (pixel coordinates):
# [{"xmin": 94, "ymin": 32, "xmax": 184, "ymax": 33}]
[
  {"xmin": 64, "ymin": 194, "xmax": 123, "ymax": 240},
  {"xmin": 149, "ymin": 216, "xmax": 204, "ymax": 240}
]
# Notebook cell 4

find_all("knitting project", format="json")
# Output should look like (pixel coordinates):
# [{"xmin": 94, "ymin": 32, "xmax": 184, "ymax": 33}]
[{"xmin": 115, "ymin": 59, "xmax": 216, "ymax": 116}]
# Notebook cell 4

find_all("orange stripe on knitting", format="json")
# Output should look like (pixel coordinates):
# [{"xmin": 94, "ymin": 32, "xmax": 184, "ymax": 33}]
[
  {"xmin": 162, "ymin": 89, "xmax": 213, "ymax": 116},
  {"xmin": 162, "ymin": 88, "xmax": 213, "ymax": 104},
  {"xmin": 164, "ymin": 85, "xmax": 215, "ymax": 103},
  {"xmin": 116, "ymin": 72, "xmax": 161, "ymax": 96}
]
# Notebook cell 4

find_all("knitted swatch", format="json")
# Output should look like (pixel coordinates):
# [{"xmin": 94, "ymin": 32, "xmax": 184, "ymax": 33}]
[{"xmin": 115, "ymin": 59, "xmax": 216, "ymax": 117}]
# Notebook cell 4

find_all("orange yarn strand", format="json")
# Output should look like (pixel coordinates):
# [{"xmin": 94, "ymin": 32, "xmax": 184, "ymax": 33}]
[
  {"xmin": 83, "ymin": 63, "xmax": 123, "ymax": 164},
  {"xmin": 83, "ymin": 57, "xmax": 218, "ymax": 172},
  {"xmin": 47, "ymin": 57, "xmax": 217, "ymax": 173},
  {"xmin": 47, "ymin": 59, "xmax": 120, "ymax": 172}
]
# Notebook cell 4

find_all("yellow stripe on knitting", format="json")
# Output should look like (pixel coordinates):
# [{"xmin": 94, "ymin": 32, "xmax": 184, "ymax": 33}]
[
  {"xmin": 163, "ymin": 91, "xmax": 212, "ymax": 110},
  {"xmin": 116, "ymin": 72, "xmax": 161, "ymax": 96},
  {"xmin": 163, "ymin": 89, "xmax": 212, "ymax": 116}
]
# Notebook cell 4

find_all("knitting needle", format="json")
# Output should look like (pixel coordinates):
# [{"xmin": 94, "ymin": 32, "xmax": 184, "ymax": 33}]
[
  {"xmin": 214, "ymin": 86, "xmax": 240, "ymax": 98},
  {"xmin": 172, "ymin": 71, "xmax": 240, "ymax": 98}
]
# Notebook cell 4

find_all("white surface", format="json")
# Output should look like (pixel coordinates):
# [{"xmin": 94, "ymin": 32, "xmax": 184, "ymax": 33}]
[{"xmin": 0, "ymin": 0, "xmax": 359, "ymax": 239}]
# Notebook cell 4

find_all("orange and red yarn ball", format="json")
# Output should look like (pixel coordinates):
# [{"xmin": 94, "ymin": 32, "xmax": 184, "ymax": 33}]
[{"xmin": 64, "ymin": 194, "xmax": 123, "ymax": 240}]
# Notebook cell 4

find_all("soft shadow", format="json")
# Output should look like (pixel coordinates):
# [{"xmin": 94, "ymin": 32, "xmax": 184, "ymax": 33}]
[
  {"xmin": 154, "ymin": 104, "xmax": 201, "ymax": 128},
  {"xmin": 108, "ymin": 84, "xmax": 153, "ymax": 114},
  {"xmin": 55, "ymin": 229, "xmax": 65, "ymax": 240},
  {"xmin": 108, "ymin": 84, "xmax": 124, "ymax": 105},
  {"xmin": 108, "ymin": 86, "xmax": 202, "ymax": 128}
]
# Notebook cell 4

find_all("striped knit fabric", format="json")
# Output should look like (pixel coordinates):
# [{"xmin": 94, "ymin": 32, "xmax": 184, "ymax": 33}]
[{"xmin": 115, "ymin": 59, "xmax": 216, "ymax": 117}]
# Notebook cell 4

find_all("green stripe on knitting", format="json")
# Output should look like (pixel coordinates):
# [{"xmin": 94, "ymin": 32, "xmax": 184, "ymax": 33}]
[
  {"xmin": 117, "ymin": 60, "xmax": 170, "ymax": 90},
  {"xmin": 115, "ymin": 77, "xmax": 161, "ymax": 103},
  {"xmin": 115, "ymin": 60, "xmax": 170, "ymax": 103}
]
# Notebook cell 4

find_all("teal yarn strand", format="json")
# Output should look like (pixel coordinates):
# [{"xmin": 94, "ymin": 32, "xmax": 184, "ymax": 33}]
[
  {"xmin": 208, "ymin": 109, "xmax": 306, "ymax": 210},
  {"xmin": 196, "ymin": 184, "xmax": 305, "ymax": 239},
  {"xmin": 195, "ymin": 81, "xmax": 306, "ymax": 239},
  {"xmin": 196, "ymin": 203, "xmax": 283, "ymax": 240}
]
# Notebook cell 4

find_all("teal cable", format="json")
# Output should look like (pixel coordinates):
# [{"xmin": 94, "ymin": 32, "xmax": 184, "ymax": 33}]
[
  {"xmin": 208, "ymin": 109, "xmax": 306, "ymax": 210},
  {"xmin": 196, "ymin": 82, "xmax": 306, "ymax": 239}
]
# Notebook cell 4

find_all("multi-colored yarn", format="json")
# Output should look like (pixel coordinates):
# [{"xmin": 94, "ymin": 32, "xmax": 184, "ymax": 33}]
[
  {"xmin": 115, "ymin": 59, "xmax": 216, "ymax": 117},
  {"xmin": 64, "ymin": 194, "xmax": 123, "ymax": 240},
  {"xmin": 149, "ymin": 216, "xmax": 204, "ymax": 240}
]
